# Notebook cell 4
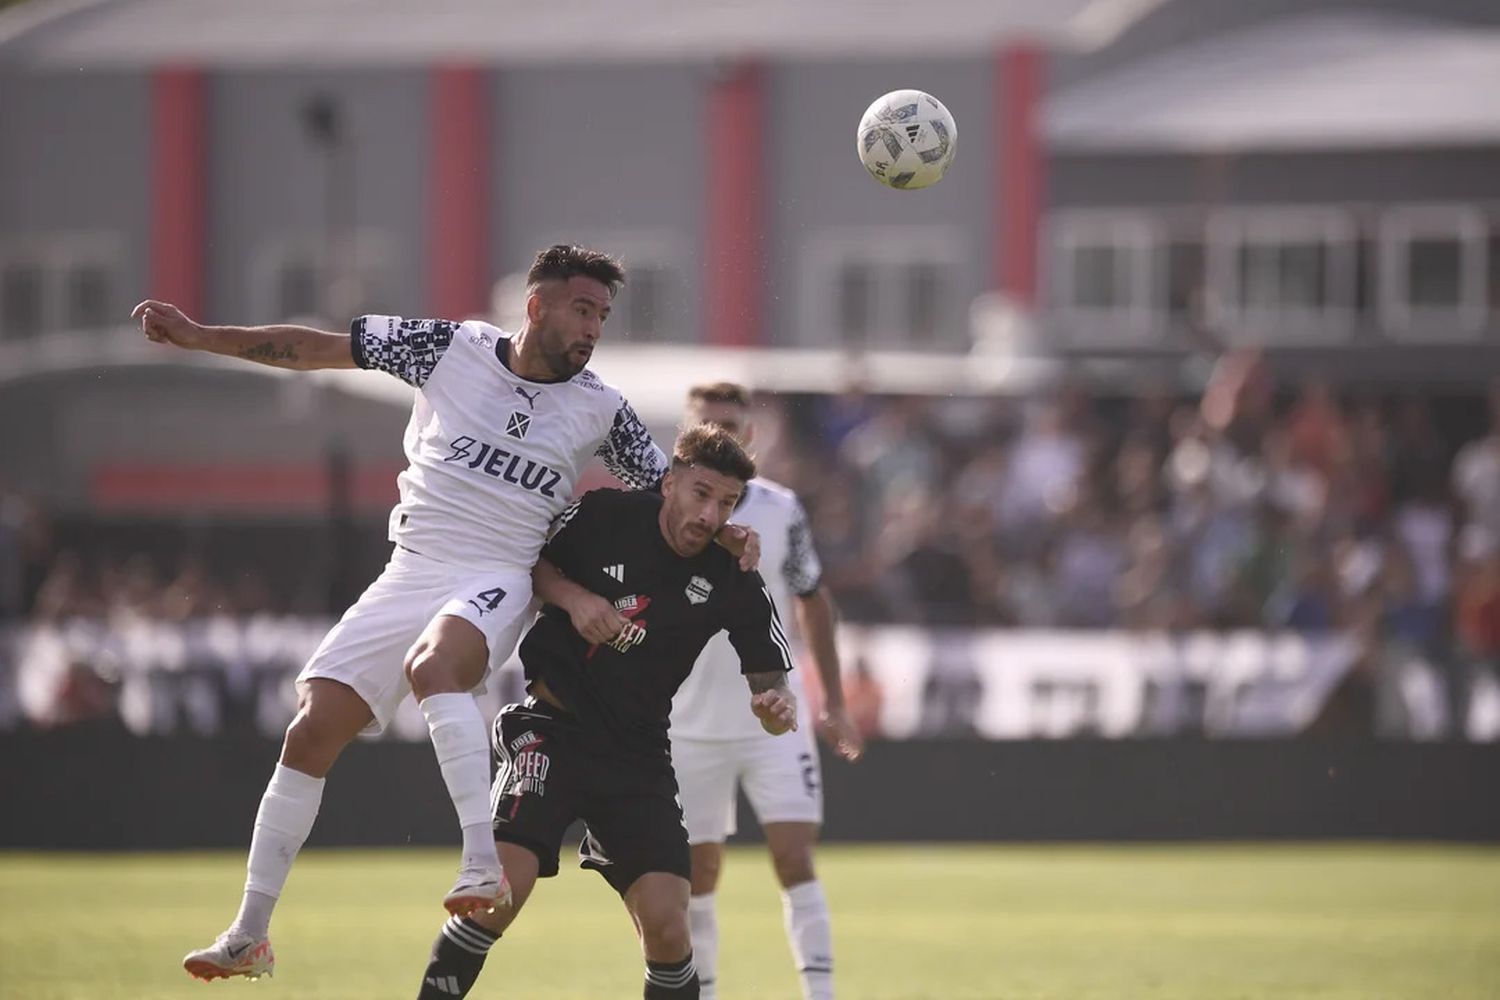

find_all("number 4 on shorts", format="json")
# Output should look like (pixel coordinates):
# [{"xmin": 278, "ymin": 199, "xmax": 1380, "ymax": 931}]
[{"xmin": 469, "ymin": 587, "xmax": 507, "ymax": 616}]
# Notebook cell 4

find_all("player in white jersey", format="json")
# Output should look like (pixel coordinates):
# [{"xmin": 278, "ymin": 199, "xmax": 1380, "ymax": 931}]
[
  {"xmin": 133, "ymin": 245, "xmax": 755, "ymax": 983},
  {"xmin": 669, "ymin": 383, "xmax": 864, "ymax": 1000}
]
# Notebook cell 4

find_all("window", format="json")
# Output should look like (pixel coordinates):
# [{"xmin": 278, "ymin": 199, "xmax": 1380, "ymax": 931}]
[
  {"xmin": 1207, "ymin": 210, "xmax": 1356, "ymax": 339},
  {"xmin": 251, "ymin": 232, "xmax": 395, "ymax": 324},
  {"xmin": 609, "ymin": 261, "xmax": 684, "ymax": 343},
  {"xmin": 1489, "ymin": 230, "xmax": 1500, "ymax": 324},
  {"xmin": 1380, "ymin": 206, "xmax": 1487, "ymax": 338},
  {"xmin": 807, "ymin": 228, "xmax": 965, "ymax": 350},
  {"xmin": 273, "ymin": 259, "xmax": 322, "ymax": 320},
  {"xmin": 535, "ymin": 233, "xmax": 685, "ymax": 343},
  {"xmin": 1071, "ymin": 244, "xmax": 1125, "ymax": 309},
  {"xmin": 0, "ymin": 236, "xmax": 122, "ymax": 340},
  {"xmin": 837, "ymin": 261, "xmax": 874, "ymax": 344},
  {"xmin": 65, "ymin": 263, "xmax": 112, "ymax": 329},
  {"xmin": 1353, "ymin": 234, "xmax": 1377, "ymax": 321},
  {"xmin": 905, "ymin": 261, "xmax": 942, "ymax": 341},
  {"xmin": 0, "ymin": 262, "xmax": 44, "ymax": 338},
  {"xmin": 1048, "ymin": 213, "xmax": 1161, "ymax": 339},
  {"xmin": 1162, "ymin": 237, "xmax": 1205, "ymax": 324},
  {"xmin": 833, "ymin": 257, "xmax": 956, "ymax": 347}
]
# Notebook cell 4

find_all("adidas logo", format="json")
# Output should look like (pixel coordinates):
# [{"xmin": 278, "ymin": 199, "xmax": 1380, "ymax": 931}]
[
  {"xmin": 603, "ymin": 564, "xmax": 624, "ymax": 583},
  {"xmin": 904, "ymin": 123, "xmax": 922, "ymax": 142},
  {"xmin": 425, "ymin": 974, "xmax": 462, "ymax": 994}
]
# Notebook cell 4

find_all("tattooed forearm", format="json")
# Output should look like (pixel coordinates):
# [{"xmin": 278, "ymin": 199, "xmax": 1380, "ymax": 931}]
[
  {"xmin": 238, "ymin": 341, "xmax": 299, "ymax": 364},
  {"xmin": 746, "ymin": 670, "xmax": 789, "ymax": 695}
]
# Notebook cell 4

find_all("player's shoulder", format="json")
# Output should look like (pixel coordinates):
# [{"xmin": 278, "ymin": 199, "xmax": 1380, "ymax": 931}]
[
  {"xmin": 563, "ymin": 367, "xmax": 636, "ymax": 423},
  {"xmin": 746, "ymin": 477, "xmax": 803, "ymax": 509},
  {"xmin": 568, "ymin": 366, "xmax": 620, "ymax": 399},
  {"xmin": 578, "ymin": 486, "xmax": 660, "ymax": 516},
  {"xmin": 459, "ymin": 320, "xmax": 506, "ymax": 352},
  {"xmin": 697, "ymin": 539, "xmax": 764, "ymax": 593},
  {"xmin": 738, "ymin": 478, "xmax": 806, "ymax": 528}
]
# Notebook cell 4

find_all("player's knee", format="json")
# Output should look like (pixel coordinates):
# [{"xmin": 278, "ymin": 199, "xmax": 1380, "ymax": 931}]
[
  {"xmin": 770, "ymin": 844, "xmax": 816, "ymax": 888},
  {"xmin": 690, "ymin": 847, "xmax": 723, "ymax": 894},
  {"xmin": 637, "ymin": 905, "xmax": 692, "ymax": 960},
  {"xmin": 405, "ymin": 641, "xmax": 458, "ymax": 697},
  {"xmin": 281, "ymin": 709, "xmax": 338, "ymax": 775}
]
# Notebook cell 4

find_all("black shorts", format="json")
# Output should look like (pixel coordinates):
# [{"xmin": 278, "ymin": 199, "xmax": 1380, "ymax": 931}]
[{"xmin": 490, "ymin": 698, "xmax": 689, "ymax": 895}]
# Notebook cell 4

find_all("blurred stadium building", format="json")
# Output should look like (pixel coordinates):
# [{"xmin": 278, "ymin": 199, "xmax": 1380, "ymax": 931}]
[{"xmin": 1, "ymin": 0, "xmax": 1499, "ymax": 847}]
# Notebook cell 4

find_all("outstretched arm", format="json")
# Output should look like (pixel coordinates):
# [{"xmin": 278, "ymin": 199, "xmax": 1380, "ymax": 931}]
[
  {"xmin": 132, "ymin": 300, "xmax": 357, "ymax": 371},
  {"xmin": 795, "ymin": 586, "xmax": 863, "ymax": 761},
  {"xmin": 746, "ymin": 670, "xmax": 798, "ymax": 735}
]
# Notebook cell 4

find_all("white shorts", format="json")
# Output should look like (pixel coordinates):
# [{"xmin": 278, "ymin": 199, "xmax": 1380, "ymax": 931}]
[
  {"xmin": 297, "ymin": 546, "xmax": 534, "ymax": 736},
  {"xmin": 670, "ymin": 729, "xmax": 823, "ymax": 845}
]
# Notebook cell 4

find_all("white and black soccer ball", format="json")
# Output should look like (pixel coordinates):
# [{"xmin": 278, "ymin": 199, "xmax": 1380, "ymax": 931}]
[{"xmin": 856, "ymin": 89, "xmax": 957, "ymax": 191}]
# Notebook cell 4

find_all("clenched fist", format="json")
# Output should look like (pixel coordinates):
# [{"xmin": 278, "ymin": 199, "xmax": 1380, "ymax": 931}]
[
  {"xmin": 132, "ymin": 300, "xmax": 206, "ymax": 351},
  {"xmin": 751, "ymin": 689, "xmax": 798, "ymax": 736}
]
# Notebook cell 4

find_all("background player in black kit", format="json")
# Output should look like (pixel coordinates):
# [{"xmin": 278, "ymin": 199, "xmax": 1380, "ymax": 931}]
[{"xmin": 415, "ymin": 424, "xmax": 798, "ymax": 1000}]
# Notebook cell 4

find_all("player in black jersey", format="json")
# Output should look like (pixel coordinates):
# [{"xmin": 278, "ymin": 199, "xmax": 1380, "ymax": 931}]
[{"xmin": 415, "ymin": 424, "xmax": 797, "ymax": 1000}]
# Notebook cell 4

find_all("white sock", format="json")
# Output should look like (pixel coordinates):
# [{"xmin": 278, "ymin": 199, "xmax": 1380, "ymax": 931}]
[
  {"xmin": 420, "ymin": 693, "xmax": 498, "ymax": 871},
  {"xmin": 233, "ymin": 763, "xmax": 325, "ymax": 938},
  {"xmin": 688, "ymin": 893, "xmax": 719, "ymax": 999},
  {"xmin": 783, "ymin": 880, "xmax": 834, "ymax": 1000}
]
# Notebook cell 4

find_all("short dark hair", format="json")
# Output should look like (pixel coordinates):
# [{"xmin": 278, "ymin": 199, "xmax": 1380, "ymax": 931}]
[
  {"xmin": 672, "ymin": 423, "xmax": 756, "ymax": 483},
  {"xmin": 687, "ymin": 381, "xmax": 752, "ymax": 408},
  {"xmin": 526, "ymin": 244, "xmax": 626, "ymax": 297}
]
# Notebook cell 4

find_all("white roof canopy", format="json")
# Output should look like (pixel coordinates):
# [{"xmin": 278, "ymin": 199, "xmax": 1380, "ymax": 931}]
[
  {"xmin": 1047, "ymin": 13, "xmax": 1500, "ymax": 153},
  {"xmin": 0, "ymin": 0, "xmax": 1164, "ymax": 68}
]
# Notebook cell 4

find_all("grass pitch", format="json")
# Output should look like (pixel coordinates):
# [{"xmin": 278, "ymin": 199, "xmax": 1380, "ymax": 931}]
[{"xmin": 1, "ymin": 844, "xmax": 1496, "ymax": 999}]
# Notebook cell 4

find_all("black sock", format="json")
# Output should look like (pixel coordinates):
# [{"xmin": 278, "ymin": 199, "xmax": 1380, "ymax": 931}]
[
  {"xmin": 415, "ymin": 916, "xmax": 500, "ymax": 999},
  {"xmin": 644, "ymin": 953, "xmax": 698, "ymax": 998}
]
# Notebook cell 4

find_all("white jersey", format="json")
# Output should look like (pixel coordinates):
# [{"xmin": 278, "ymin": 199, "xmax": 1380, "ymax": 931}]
[
  {"xmin": 670, "ymin": 477, "xmax": 823, "ymax": 741},
  {"xmin": 352, "ymin": 315, "xmax": 667, "ymax": 571}
]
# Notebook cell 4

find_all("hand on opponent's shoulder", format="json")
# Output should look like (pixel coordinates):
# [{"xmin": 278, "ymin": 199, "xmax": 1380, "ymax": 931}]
[{"xmin": 716, "ymin": 524, "xmax": 760, "ymax": 572}]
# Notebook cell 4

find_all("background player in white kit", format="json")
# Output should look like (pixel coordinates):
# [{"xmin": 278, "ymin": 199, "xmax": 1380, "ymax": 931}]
[
  {"xmin": 132, "ymin": 246, "xmax": 754, "ymax": 983},
  {"xmin": 669, "ymin": 383, "xmax": 864, "ymax": 1000}
]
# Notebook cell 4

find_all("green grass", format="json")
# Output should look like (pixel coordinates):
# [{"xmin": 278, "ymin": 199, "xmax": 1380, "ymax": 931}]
[{"xmin": 1, "ymin": 844, "xmax": 1497, "ymax": 999}]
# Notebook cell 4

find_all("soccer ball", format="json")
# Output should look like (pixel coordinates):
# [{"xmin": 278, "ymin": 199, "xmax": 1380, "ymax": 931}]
[{"xmin": 856, "ymin": 89, "xmax": 957, "ymax": 191}]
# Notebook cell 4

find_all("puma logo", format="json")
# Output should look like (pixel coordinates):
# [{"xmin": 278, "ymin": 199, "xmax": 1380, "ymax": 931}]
[{"xmin": 514, "ymin": 386, "xmax": 541, "ymax": 410}]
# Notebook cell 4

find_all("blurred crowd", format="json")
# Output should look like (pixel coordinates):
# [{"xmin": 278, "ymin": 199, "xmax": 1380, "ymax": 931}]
[
  {"xmin": 757, "ymin": 359, "xmax": 1500, "ymax": 716},
  {"xmin": 5, "ymin": 362, "xmax": 1500, "ymax": 739}
]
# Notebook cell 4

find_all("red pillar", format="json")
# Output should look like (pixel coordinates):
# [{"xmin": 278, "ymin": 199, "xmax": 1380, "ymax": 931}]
[
  {"xmin": 428, "ymin": 65, "xmax": 490, "ymax": 320},
  {"xmin": 704, "ymin": 62, "xmax": 765, "ymax": 347},
  {"xmin": 150, "ymin": 67, "xmax": 206, "ymax": 316},
  {"xmin": 996, "ymin": 45, "xmax": 1045, "ymax": 305}
]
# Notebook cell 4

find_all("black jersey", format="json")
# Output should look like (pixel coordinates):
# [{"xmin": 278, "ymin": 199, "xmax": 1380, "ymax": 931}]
[{"xmin": 520, "ymin": 488, "xmax": 794, "ymax": 758}]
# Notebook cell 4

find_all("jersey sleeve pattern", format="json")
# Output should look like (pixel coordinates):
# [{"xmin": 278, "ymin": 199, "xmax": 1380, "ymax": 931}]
[
  {"xmin": 596, "ymin": 399, "xmax": 668, "ymax": 490},
  {"xmin": 541, "ymin": 492, "xmax": 596, "ymax": 576},
  {"xmin": 782, "ymin": 498, "xmax": 824, "ymax": 597},
  {"xmin": 349, "ymin": 315, "xmax": 459, "ymax": 388},
  {"xmin": 726, "ymin": 574, "xmax": 797, "ymax": 676}
]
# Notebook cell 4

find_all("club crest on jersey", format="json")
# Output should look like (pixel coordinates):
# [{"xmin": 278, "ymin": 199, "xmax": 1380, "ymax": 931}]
[
  {"xmin": 686, "ymin": 576, "xmax": 713, "ymax": 605},
  {"xmin": 505, "ymin": 411, "xmax": 531, "ymax": 440},
  {"xmin": 441, "ymin": 434, "xmax": 562, "ymax": 497}
]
